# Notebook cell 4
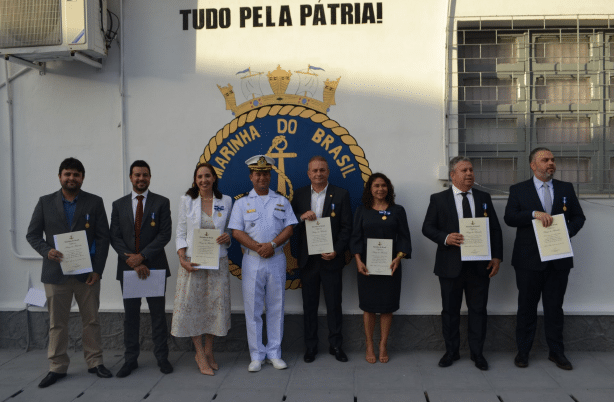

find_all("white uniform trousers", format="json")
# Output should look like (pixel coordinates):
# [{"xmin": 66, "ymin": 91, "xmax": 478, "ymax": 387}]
[{"xmin": 241, "ymin": 252, "xmax": 286, "ymax": 361}]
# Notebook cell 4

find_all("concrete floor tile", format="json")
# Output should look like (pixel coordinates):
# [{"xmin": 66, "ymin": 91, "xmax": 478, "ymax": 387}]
[
  {"xmin": 285, "ymin": 389, "xmax": 355, "ymax": 402},
  {"xmin": 498, "ymin": 389, "xmax": 576, "ymax": 402},
  {"xmin": 419, "ymin": 359, "xmax": 492, "ymax": 390},
  {"xmin": 213, "ymin": 388, "xmax": 285, "ymax": 402},
  {"xmin": 144, "ymin": 388, "xmax": 218, "ymax": 402},
  {"xmin": 481, "ymin": 355, "xmax": 561, "ymax": 390},
  {"xmin": 426, "ymin": 389, "xmax": 501, "ymax": 402},
  {"xmin": 220, "ymin": 364, "xmax": 292, "ymax": 390},
  {"xmin": 0, "ymin": 349, "xmax": 26, "ymax": 365},
  {"xmin": 590, "ymin": 352, "xmax": 614, "ymax": 374},
  {"xmin": 356, "ymin": 390, "xmax": 427, "ymax": 402},
  {"xmin": 286, "ymin": 367, "xmax": 354, "ymax": 391},
  {"xmin": 355, "ymin": 365, "xmax": 422, "ymax": 390},
  {"xmin": 540, "ymin": 352, "xmax": 614, "ymax": 389},
  {"xmin": 567, "ymin": 389, "xmax": 614, "ymax": 402}
]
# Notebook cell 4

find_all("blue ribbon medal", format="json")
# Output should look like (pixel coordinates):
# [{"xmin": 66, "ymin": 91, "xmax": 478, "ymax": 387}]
[
  {"xmin": 331, "ymin": 203, "xmax": 336, "ymax": 217},
  {"xmin": 85, "ymin": 214, "xmax": 90, "ymax": 228},
  {"xmin": 214, "ymin": 205, "xmax": 224, "ymax": 217},
  {"xmin": 150, "ymin": 212, "xmax": 156, "ymax": 226},
  {"xmin": 483, "ymin": 203, "xmax": 488, "ymax": 217},
  {"xmin": 563, "ymin": 197, "xmax": 567, "ymax": 211},
  {"xmin": 379, "ymin": 210, "xmax": 391, "ymax": 220}
]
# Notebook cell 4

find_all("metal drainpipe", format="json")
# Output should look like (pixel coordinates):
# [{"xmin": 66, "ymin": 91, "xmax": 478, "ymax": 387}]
[
  {"xmin": 120, "ymin": 0, "xmax": 127, "ymax": 193},
  {"xmin": 4, "ymin": 60, "xmax": 41, "ymax": 260}
]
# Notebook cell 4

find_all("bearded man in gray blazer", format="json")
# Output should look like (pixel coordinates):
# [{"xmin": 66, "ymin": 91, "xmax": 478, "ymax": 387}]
[
  {"xmin": 110, "ymin": 160, "xmax": 173, "ymax": 377},
  {"xmin": 27, "ymin": 157, "xmax": 112, "ymax": 388}
]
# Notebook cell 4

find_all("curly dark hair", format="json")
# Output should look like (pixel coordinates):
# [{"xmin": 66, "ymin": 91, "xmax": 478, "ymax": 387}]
[
  {"xmin": 361, "ymin": 172, "xmax": 395, "ymax": 208},
  {"xmin": 185, "ymin": 162, "xmax": 222, "ymax": 200}
]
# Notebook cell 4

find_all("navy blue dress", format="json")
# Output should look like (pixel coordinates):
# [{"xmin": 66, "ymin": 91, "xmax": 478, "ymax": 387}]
[{"xmin": 350, "ymin": 204, "xmax": 412, "ymax": 313}]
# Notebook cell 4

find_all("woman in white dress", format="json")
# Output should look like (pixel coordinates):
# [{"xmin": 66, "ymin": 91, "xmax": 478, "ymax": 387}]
[{"xmin": 171, "ymin": 162, "xmax": 232, "ymax": 375}]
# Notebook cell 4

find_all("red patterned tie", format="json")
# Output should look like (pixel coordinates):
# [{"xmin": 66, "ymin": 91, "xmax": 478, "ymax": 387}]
[{"xmin": 135, "ymin": 195, "xmax": 144, "ymax": 253}]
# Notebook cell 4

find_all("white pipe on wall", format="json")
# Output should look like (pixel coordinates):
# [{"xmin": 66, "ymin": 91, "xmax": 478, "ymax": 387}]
[{"xmin": 4, "ymin": 60, "xmax": 42, "ymax": 260}]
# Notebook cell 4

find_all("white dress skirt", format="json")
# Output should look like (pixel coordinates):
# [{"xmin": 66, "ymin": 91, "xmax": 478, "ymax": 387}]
[{"xmin": 171, "ymin": 211, "xmax": 231, "ymax": 337}]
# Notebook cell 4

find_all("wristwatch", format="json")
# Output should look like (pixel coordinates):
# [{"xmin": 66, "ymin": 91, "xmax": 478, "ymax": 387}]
[{"xmin": 271, "ymin": 241, "xmax": 277, "ymax": 249}]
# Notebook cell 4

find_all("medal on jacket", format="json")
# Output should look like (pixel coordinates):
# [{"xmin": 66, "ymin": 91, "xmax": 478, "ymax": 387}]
[
  {"xmin": 483, "ymin": 203, "xmax": 488, "ymax": 217},
  {"xmin": 214, "ymin": 205, "xmax": 224, "ymax": 217},
  {"xmin": 379, "ymin": 210, "xmax": 390, "ymax": 220},
  {"xmin": 85, "ymin": 214, "xmax": 90, "ymax": 228},
  {"xmin": 331, "ymin": 203, "xmax": 336, "ymax": 217},
  {"xmin": 150, "ymin": 213, "xmax": 156, "ymax": 226},
  {"xmin": 563, "ymin": 197, "xmax": 567, "ymax": 212}
]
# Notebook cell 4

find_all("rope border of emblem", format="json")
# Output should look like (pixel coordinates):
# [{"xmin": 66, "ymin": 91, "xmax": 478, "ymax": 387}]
[{"xmin": 199, "ymin": 105, "xmax": 372, "ymax": 289}]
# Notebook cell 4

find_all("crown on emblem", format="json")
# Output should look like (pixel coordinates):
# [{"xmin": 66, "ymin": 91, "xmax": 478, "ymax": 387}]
[{"xmin": 218, "ymin": 64, "xmax": 341, "ymax": 116}]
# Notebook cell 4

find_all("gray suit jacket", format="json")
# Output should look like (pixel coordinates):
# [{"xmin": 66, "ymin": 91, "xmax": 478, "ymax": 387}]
[
  {"xmin": 110, "ymin": 191, "xmax": 172, "ymax": 281},
  {"xmin": 26, "ymin": 189, "xmax": 110, "ymax": 284}
]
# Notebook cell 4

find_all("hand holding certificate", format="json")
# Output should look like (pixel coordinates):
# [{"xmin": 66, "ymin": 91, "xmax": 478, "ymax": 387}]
[
  {"xmin": 192, "ymin": 229, "xmax": 221, "ymax": 269},
  {"xmin": 532, "ymin": 214, "xmax": 573, "ymax": 262},
  {"xmin": 306, "ymin": 217, "xmax": 334, "ymax": 255},
  {"xmin": 53, "ymin": 230, "xmax": 92, "ymax": 275},
  {"xmin": 366, "ymin": 238, "xmax": 393, "ymax": 276},
  {"xmin": 459, "ymin": 217, "xmax": 491, "ymax": 261}
]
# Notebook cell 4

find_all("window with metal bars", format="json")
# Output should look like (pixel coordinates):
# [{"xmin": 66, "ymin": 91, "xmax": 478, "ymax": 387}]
[{"xmin": 450, "ymin": 18, "xmax": 614, "ymax": 196}]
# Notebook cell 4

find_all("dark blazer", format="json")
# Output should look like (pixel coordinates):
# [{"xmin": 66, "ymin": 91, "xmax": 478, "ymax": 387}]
[
  {"xmin": 26, "ymin": 189, "xmax": 110, "ymax": 284},
  {"xmin": 422, "ymin": 187, "xmax": 503, "ymax": 278},
  {"xmin": 110, "ymin": 192, "xmax": 172, "ymax": 281},
  {"xmin": 504, "ymin": 178, "xmax": 585, "ymax": 271},
  {"xmin": 291, "ymin": 184, "xmax": 353, "ymax": 269}
]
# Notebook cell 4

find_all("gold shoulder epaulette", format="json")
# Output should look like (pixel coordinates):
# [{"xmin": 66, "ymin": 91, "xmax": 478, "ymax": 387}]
[
  {"xmin": 234, "ymin": 192, "xmax": 249, "ymax": 200},
  {"xmin": 275, "ymin": 191, "xmax": 290, "ymax": 200}
]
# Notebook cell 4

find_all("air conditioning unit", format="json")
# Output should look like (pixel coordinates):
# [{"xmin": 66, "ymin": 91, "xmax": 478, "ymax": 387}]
[{"xmin": 0, "ymin": 0, "xmax": 107, "ymax": 64}]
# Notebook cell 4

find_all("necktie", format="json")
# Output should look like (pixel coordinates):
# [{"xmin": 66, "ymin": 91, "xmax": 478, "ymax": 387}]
[
  {"xmin": 543, "ymin": 183, "xmax": 552, "ymax": 215},
  {"xmin": 135, "ymin": 195, "xmax": 144, "ymax": 253},
  {"xmin": 461, "ymin": 192, "xmax": 472, "ymax": 218}
]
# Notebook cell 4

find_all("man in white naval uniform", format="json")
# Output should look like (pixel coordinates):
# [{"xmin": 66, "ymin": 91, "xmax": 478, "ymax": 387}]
[{"xmin": 228, "ymin": 155, "xmax": 298, "ymax": 372}]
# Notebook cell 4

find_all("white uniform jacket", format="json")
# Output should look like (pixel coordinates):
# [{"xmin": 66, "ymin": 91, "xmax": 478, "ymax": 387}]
[
  {"xmin": 175, "ymin": 194, "xmax": 233, "ymax": 258},
  {"xmin": 228, "ymin": 189, "xmax": 298, "ymax": 250}
]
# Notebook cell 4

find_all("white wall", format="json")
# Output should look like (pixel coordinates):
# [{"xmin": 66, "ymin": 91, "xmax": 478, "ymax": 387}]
[{"xmin": 1, "ymin": 0, "xmax": 612, "ymax": 315}]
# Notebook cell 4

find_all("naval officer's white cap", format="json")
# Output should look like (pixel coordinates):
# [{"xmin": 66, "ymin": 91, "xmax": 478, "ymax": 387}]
[{"xmin": 246, "ymin": 155, "xmax": 275, "ymax": 171}]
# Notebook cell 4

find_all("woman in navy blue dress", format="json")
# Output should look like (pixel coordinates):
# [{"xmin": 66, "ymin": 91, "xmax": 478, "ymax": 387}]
[{"xmin": 350, "ymin": 173, "xmax": 412, "ymax": 364}]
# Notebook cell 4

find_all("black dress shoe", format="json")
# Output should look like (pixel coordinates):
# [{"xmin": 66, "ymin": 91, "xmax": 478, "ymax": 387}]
[
  {"xmin": 438, "ymin": 352, "xmax": 460, "ymax": 367},
  {"xmin": 549, "ymin": 353, "xmax": 573, "ymax": 370},
  {"xmin": 87, "ymin": 364, "xmax": 113, "ymax": 378},
  {"xmin": 304, "ymin": 348, "xmax": 317, "ymax": 363},
  {"xmin": 38, "ymin": 371, "xmax": 66, "ymax": 388},
  {"xmin": 329, "ymin": 346, "xmax": 348, "ymax": 362},
  {"xmin": 470, "ymin": 354, "xmax": 489, "ymax": 371},
  {"xmin": 116, "ymin": 361, "xmax": 138, "ymax": 378},
  {"xmin": 514, "ymin": 352, "xmax": 529, "ymax": 368},
  {"xmin": 158, "ymin": 359, "xmax": 173, "ymax": 374}
]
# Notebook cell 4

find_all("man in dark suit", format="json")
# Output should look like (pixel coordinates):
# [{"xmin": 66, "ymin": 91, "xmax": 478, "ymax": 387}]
[
  {"xmin": 504, "ymin": 147, "xmax": 585, "ymax": 370},
  {"xmin": 422, "ymin": 156, "xmax": 503, "ymax": 371},
  {"xmin": 110, "ymin": 160, "xmax": 173, "ymax": 377},
  {"xmin": 26, "ymin": 157, "xmax": 112, "ymax": 388},
  {"xmin": 291, "ymin": 155, "xmax": 352, "ymax": 363}
]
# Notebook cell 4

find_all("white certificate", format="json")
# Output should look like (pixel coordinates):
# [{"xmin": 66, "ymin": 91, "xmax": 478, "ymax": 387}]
[
  {"xmin": 532, "ymin": 214, "xmax": 573, "ymax": 262},
  {"xmin": 122, "ymin": 270, "xmax": 166, "ymax": 299},
  {"xmin": 459, "ymin": 217, "xmax": 491, "ymax": 261},
  {"xmin": 53, "ymin": 230, "xmax": 93, "ymax": 275},
  {"xmin": 192, "ymin": 228, "xmax": 221, "ymax": 269},
  {"xmin": 306, "ymin": 217, "xmax": 334, "ymax": 255},
  {"xmin": 366, "ymin": 238, "xmax": 393, "ymax": 276}
]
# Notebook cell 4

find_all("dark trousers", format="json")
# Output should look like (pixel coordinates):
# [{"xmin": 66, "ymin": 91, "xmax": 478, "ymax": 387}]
[
  {"xmin": 300, "ymin": 257, "xmax": 343, "ymax": 350},
  {"xmin": 438, "ymin": 263, "xmax": 490, "ymax": 356},
  {"xmin": 120, "ymin": 279, "xmax": 169, "ymax": 364},
  {"xmin": 515, "ymin": 265, "xmax": 569, "ymax": 355}
]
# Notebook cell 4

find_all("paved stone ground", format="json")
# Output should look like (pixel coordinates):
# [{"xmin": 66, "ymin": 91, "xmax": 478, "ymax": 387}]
[{"xmin": 1, "ymin": 349, "xmax": 613, "ymax": 402}]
